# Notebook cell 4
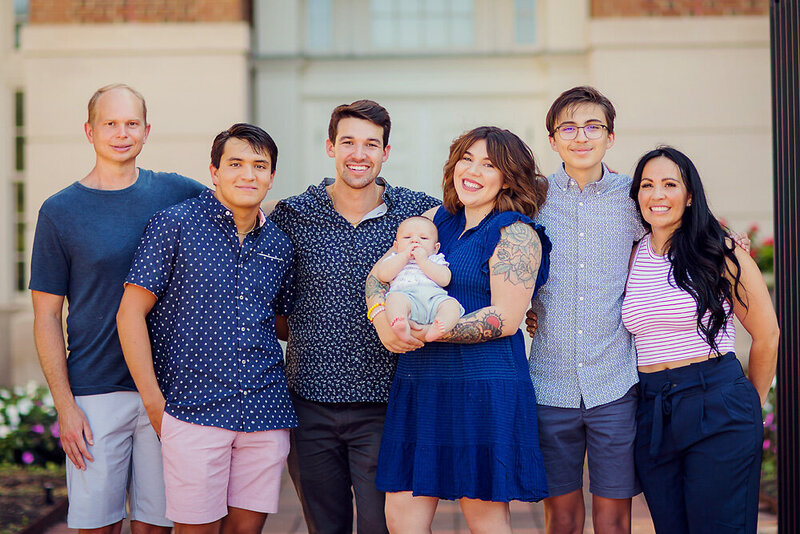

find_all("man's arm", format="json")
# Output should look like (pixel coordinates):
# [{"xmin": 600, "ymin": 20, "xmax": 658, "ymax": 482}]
[
  {"xmin": 366, "ymin": 271, "xmax": 424, "ymax": 353},
  {"xmin": 31, "ymin": 290, "xmax": 94, "ymax": 470},
  {"xmin": 116, "ymin": 284, "xmax": 164, "ymax": 435}
]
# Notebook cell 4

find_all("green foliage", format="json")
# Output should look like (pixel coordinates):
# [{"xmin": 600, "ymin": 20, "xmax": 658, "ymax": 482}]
[{"xmin": 0, "ymin": 383, "xmax": 64, "ymax": 466}]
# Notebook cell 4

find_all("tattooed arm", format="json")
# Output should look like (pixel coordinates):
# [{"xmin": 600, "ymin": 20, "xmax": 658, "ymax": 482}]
[
  {"xmin": 366, "ymin": 251, "xmax": 425, "ymax": 353},
  {"xmin": 434, "ymin": 221, "xmax": 542, "ymax": 344}
]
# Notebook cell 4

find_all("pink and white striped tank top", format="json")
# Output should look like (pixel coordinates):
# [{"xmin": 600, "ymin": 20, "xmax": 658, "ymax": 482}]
[{"xmin": 621, "ymin": 234, "xmax": 735, "ymax": 366}]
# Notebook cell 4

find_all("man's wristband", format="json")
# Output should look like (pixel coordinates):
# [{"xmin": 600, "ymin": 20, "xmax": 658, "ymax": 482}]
[{"xmin": 367, "ymin": 302, "xmax": 386, "ymax": 323}]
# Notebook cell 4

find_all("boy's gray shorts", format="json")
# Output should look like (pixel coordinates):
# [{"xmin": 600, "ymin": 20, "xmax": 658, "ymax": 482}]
[{"xmin": 536, "ymin": 385, "xmax": 641, "ymax": 499}]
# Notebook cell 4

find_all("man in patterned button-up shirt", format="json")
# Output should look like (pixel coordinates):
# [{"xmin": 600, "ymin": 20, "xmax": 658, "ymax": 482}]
[
  {"xmin": 269, "ymin": 100, "xmax": 439, "ymax": 534},
  {"xmin": 118, "ymin": 124, "xmax": 296, "ymax": 533}
]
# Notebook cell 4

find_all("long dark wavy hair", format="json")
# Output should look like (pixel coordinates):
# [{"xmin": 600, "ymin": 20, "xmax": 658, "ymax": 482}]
[{"xmin": 630, "ymin": 146, "xmax": 745, "ymax": 353}]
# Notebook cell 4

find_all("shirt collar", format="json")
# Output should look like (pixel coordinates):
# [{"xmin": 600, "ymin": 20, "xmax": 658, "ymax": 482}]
[
  {"xmin": 199, "ymin": 188, "xmax": 267, "ymax": 232},
  {"xmin": 318, "ymin": 176, "xmax": 391, "ymax": 221},
  {"xmin": 553, "ymin": 163, "xmax": 613, "ymax": 193}
]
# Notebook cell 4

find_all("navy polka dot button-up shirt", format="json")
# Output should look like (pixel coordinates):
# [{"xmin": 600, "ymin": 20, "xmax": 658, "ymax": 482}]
[
  {"xmin": 270, "ymin": 178, "xmax": 440, "ymax": 403},
  {"xmin": 126, "ymin": 190, "xmax": 298, "ymax": 432}
]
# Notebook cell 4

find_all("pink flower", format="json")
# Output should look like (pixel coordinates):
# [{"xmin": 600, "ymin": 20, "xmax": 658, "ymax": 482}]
[
  {"xmin": 21, "ymin": 451, "xmax": 34, "ymax": 464},
  {"xmin": 50, "ymin": 422, "xmax": 59, "ymax": 438},
  {"xmin": 763, "ymin": 439, "xmax": 771, "ymax": 450},
  {"xmin": 764, "ymin": 237, "xmax": 774, "ymax": 246},
  {"xmin": 764, "ymin": 413, "xmax": 774, "ymax": 426},
  {"xmin": 31, "ymin": 424, "xmax": 44, "ymax": 434},
  {"xmin": 749, "ymin": 223, "xmax": 759, "ymax": 234}
]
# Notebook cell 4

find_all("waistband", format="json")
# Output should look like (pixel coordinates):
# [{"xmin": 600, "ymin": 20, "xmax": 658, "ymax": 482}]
[{"xmin": 638, "ymin": 352, "xmax": 743, "ymax": 456}]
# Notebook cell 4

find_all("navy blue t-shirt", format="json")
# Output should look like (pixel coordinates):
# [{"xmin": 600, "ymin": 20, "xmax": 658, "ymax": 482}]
[{"xmin": 28, "ymin": 169, "xmax": 206, "ymax": 396}]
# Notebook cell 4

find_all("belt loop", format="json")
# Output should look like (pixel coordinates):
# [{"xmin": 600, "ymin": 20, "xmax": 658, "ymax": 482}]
[{"xmin": 698, "ymin": 368, "xmax": 707, "ymax": 390}]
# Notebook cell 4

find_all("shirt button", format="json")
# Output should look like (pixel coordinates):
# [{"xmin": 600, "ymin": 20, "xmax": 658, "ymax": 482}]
[
  {"xmin": 578, "ymin": 329, "xmax": 583, "ymax": 335},
  {"xmin": 577, "ymin": 362, "xmax": 584, "ymax": 368},
  {"xmin": 579, "ymin": 263, "xmax": 585, "ymax": 268},
  {"xmin": 579, "ymin": 232, "xmax": 585, "ymax": 237},
  {"xmin": 241, "ymin": 327, "xmax": 246, "ymax": 332},
  {"xmin": 578, "ymin": 202, "xmax": 584, "ymax": 207},
  {"xmin": 579, "ymin": 296, "xmax": 584, "ymax": 301}
]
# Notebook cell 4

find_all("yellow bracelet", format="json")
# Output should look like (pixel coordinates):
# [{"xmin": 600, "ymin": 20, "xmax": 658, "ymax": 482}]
[
  {"xmin": 367, "ymin": 302, "xmax": 386, "ymax": 323},
  {"xmin": 370, "ymin": 306, "xmax": 386, "ymax": 322}
]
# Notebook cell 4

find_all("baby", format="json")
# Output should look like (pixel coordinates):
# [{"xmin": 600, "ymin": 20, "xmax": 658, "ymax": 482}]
[{"xmin": 376, "ymin": 216, "xmax": 464, "ymax": 342}]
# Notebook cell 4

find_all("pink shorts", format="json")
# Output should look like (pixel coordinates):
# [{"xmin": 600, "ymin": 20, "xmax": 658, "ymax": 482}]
[{"xmin": 160, "ymin": 413, "xmax": 290, "ymax": 524}]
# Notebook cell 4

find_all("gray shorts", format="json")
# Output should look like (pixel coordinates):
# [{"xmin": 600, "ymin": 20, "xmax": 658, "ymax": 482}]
[
  {"xmin": 387, "ymin": 285, "xmax": 463, "ymax": 325},
  {"xmin": 536, "ymin": 385, "xmax": 641, "ymax": 499},
  {"xmin": 66, "ymin": 391, "xmax": 170, "ymax": 528}
]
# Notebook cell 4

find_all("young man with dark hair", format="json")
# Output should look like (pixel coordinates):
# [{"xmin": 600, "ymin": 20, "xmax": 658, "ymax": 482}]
[
  {"xmin": 530, "ymin": 86, "xmax": 645, "ymax": 534},
  {"xmin": 117, "ymin": 123, "xmax": 296, "ymax": 534},
  {"xmin": 269, "ymin": 100, "xmax": 439, "ymax": 534},
  {"xmin": 29, "ymin": 84, "xmax": 206, "ymax": 534}
]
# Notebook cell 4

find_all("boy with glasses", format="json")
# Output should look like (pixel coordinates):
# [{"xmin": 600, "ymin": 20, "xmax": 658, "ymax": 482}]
[{"xmin": 529, "ymin": 86, "xmax": 645, "ymax": 534}]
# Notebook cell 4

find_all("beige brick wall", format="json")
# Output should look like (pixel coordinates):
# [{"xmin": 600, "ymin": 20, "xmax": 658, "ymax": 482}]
[
  {"xmin": 29, "ymin": 0, "xmax": 250, "ymax": 24},
  {"xmin": 591, "ymin": 0, "xmax": 768, "ymax": 17}
]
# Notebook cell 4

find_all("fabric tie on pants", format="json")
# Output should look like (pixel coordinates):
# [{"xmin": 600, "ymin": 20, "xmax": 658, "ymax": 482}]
[{"xmin": 646, "ymin": 367, "xmax": 709, "ymax": 456}]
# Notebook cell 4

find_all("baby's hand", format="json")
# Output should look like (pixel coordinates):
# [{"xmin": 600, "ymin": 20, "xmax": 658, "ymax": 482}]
[{"xmin": 410, "ymin": 246, "xmax": 427, "ymax": 263}]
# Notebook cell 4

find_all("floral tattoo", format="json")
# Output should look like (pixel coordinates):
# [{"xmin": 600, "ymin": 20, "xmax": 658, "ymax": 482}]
[{"xmin": 491, "ymin": 222, "xmax": 541, "ymax": 289}]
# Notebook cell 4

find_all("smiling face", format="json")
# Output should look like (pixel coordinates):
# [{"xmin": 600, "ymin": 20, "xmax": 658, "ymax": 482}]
[
  {"xmin": 210, "ymin": 137, "xmax": 275, "ymax": 212},
  {"xmin": 394, "ymin": 217, "xmax": 440, "ymax": 257},
  {"xmin": 453, "ymin": 139, "xmax": 506, "ymax": 218},
  {"xmin": 84, "ymin": 88, "xmax": 150, "ymax": 165},
  {"xmin": 637, "ymin": 156, "xmax": 691, "ymax": 235},
  {"xmin": 325, "ymin": 117, "xmax": 390, "ymax": 190},
  {"xmin": 548, "ymin": 102, "xmax": 614, "ymax": 179}
]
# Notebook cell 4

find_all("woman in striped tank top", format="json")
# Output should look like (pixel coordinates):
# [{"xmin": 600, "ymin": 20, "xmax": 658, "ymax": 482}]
[{"xmin": 622, "ymin": 146, "xmax": 778, "ymax": 534}]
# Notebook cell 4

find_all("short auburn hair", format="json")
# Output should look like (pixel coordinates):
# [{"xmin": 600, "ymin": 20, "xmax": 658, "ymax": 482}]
[{"xmin": 441, "ymin": 126, "xmax": 547, "ymax": 218}]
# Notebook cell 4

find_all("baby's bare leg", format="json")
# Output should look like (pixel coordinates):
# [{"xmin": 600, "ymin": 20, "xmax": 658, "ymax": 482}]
[
  {"xmin": 425, "ymin": 298, "xmax": 463, "ymax": 342},
  {"xmin": 385, "ymin": 292, "xmax": 412, "ymax": 338}
]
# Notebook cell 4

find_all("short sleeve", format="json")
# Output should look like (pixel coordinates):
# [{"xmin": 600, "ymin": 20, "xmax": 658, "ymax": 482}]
[
  {"xmin": 428, "ymin": 253, "xmax": 449, "ymax": 266},
  {"xmin": 481, "ymin": 211, "xmax": 552, "ymax": 298},
  {"xmin": 29, "ymin": 212, "xmax": 69, "ymax": 296},
  {"xmin": 273, "ymin": 254, "xmax": 295, "ymax": 316},
  {"xmin": 124, "ymin": 212, "xmax": 181, "ymax": 298}
]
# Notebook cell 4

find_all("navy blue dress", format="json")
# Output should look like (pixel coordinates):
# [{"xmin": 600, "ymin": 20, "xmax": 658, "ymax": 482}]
[{"xmin": 376, "ymin": 206, "xmax": 551, "ymax": 502}]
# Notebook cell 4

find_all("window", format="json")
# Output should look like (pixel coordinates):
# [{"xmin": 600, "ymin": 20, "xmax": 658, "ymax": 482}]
[
  {"xmin": 514, "ymin": 0, "xmax": 536, "ymax": 45},
  {"xmin": 371, "ymin": 0, "xmax": 474, "ymax": 50},
  {"xmin": 14, "ymin": 0, "xmax": 29, "ymax": 49},
  {"xmin": 306, "ymin": 0, "xmax": 333, "ymax": 51},
  {"xmin": 13, "ymin": 91, "xmax": 25, "ymax": 292}
]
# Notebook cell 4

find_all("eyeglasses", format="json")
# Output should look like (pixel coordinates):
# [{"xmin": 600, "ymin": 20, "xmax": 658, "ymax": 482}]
[{"xmin": 554, "ymin": 124, "xmax": 609, "ymax": 140}]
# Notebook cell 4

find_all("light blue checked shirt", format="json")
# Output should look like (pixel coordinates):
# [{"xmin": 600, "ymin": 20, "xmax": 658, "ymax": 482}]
[{"xmin": 530, "ymin": 164, "xmax": 646, "ymax": 409}]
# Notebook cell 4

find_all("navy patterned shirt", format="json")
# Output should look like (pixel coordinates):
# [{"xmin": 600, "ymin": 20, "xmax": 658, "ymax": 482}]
[
  {"xmin": 530, "ymin": 164, "xmax": 646, "ymax": 409},
  {"xmin": 269, "ymin": 178, "xmax": 440, "ymax": 403},
  {"xmin": 126, "ymin": 190, "xmax": 298, "ymax": 432}
]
